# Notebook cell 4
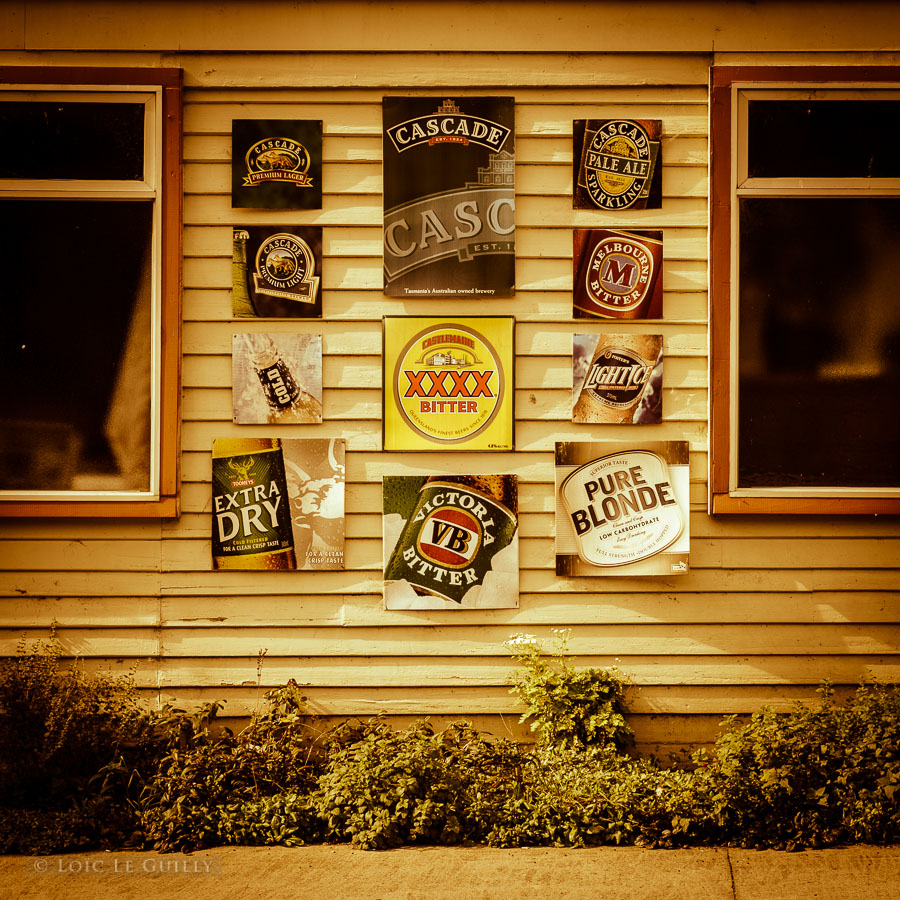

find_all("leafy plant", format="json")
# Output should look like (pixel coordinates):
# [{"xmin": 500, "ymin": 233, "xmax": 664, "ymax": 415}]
[{"xmin": 506, "ymin": 630, "xmax": 633, "ymax": 751}]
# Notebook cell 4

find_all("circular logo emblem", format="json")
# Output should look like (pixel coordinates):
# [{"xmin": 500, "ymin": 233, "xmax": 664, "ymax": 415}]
[
  {"xmin": 583, "ymin": 120, "xmax": 653, "ymax": 210},
  {"xmin": 416, "ymin": 506, "xmax": 482, "ymax": 568},
  {"xmin": 583, "ymin": 348, "xmax": 653, "ymax": 409},
  {"xmin": 586, "ymin": 236, "xmax": 655, "ymax": 313},
  {"xmin": 393, "ymin": 324, "xmax": 504, "ymax": 444},
  {"xmin": 243, "ymin": 138, "xmax": 312, "ymax": 187},
  {"xmin": 252, "ymin": 234, "xmax": 319, "ymax": 303}
]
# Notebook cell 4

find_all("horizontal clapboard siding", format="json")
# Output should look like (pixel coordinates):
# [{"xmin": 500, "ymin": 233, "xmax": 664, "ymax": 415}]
[{"xmin": 0, "ymin": 36, "xmax": 898, "ymax": 755}]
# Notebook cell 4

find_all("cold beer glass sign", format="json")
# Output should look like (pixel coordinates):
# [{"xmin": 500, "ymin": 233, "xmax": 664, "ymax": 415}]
[
  {"xmin": 555, "ymin": 441, "xmax": 690, "ymax": 577},
  {"xmin": 382, "ymin": 97, "xmax": 515, "ymax": 298}
]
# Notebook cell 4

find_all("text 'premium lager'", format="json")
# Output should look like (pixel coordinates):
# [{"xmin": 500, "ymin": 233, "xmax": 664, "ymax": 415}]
[
  {"xmin": 384, "ymin": 475, "xmax": 518, "ymax": 604},
  {"xmin": 212, "ymin": 437, "xmax": 297, "ymax": 570}
]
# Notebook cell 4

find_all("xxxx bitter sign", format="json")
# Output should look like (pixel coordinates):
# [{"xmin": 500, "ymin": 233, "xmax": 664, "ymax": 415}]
[
  {"xmin": 383, "ymin": 97, "xmax": 515, "ymax": 298},
  {"xmin": 383, "ymin": 316, "xmax": 514, "ymax": 451}
]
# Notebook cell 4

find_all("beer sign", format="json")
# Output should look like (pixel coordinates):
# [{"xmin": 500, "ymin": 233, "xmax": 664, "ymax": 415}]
[
  {"xmin": 232, "ymin": 119, "xmax": 322, "ymax": 209},
  {"xmin": 383, "ymin": 474, "xmax": 519, "ymax": 609},
  {"xmin": 574, "ymin": 229, "xmax": 664, "ymax": 319},
  {"xmin": 555, "ymin": 441, "xmax": 689, "ymax": 577},
  {"xmin": 233, "ymin": 226, "xmax": 322, "ymax": 318},
  {"xmin": 573, "ymin": 333, "xmax": 663, "ymax": 425},
  {"xmin": 232, "ymin": 333, "xmax": 323, "ymax": 425},
  {"xmin": 383, "ymin": 96, "xmax": 515, "ymax": 298},
  {"xmin": 383, "ymin": 316, "xmax": 514, "ymax": 451},
  {"xmin": 212, "ymin": 437, "xmax": 345, "ymax": 571},
  {"xmin": 573, "ymin": 119, "xmax": 662, "ymax": 211}
]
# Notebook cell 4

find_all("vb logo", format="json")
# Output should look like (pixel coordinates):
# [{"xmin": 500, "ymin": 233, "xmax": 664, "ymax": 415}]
[{"xmin": 417, "ymin": 508, "xmax": 482, "ymax": 567}]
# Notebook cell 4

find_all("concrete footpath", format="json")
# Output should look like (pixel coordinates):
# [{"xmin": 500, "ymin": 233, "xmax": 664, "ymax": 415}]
[{"xmin": 1, "ymin": 845, "xmax": 899, "ymax": 900}]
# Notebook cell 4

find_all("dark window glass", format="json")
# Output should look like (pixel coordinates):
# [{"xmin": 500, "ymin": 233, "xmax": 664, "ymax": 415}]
[
  {"xmin": 0, "ymin": 199, "xmax": 152, "ymax": 491},
  {"xmin": 737, "ymin": 197, "xmax": 900, "ymax": 488},
  {"xmin": 748, "ymin": 100, "xmax": 900, "ymax": 178},
  {"xmin": 0, "ymin": 102, "xmax": 144, "ymax": 180}
]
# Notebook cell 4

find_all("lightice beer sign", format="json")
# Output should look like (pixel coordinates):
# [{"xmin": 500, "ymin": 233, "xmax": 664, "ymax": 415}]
[
  {"xmin": 383, "ymin": 475, "xmax": 519, "ymax": 609},
  {"xmin": 555, "ymin": 441, "xmax": 689, "ymax": 577},
  {"xmin": 383, "ymin": 97, "xmax": 515, "ymax": 298},
  {"xmin": 232, "ymin": 119, "xmax": 322, "ymax": 209},
  {"xmin": 383, "ymin": 316, "xmax": 514, "ymax": 451},
  {"xmin": 573, "ymin": 119, "xmax": 662, "ymax": 211},
  {"xmin": 212, "ymin": 437, "xmax": 345, "ymax": 571},
  {"xmin": 573, "ymin": 334, "xmax": 663, "ymax": 425},
  {"xmin": 233, "ymin": 226, "xmax": 322, "ymax": 318},
  {"xmin": 573, "ymin": 229, "xmax": 663, "ymax": 320}
]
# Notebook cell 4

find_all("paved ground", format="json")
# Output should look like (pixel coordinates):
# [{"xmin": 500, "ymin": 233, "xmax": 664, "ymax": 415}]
[{"xmin": 2, "ymin": 845, "xmax": 900, "ymax": 900}]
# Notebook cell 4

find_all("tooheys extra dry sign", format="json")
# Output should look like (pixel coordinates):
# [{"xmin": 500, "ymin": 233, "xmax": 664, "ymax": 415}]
[
  {"xmin": 383, "ymin": 316, "xmax": 514, "ymax": 451},
  {"xmin": 383, "ymin": 97, "xmax": 515, "ymax": 298},
  {"xmin": 573, "ymin": 119, "xmax": 662, "ymax": 211},
  {"xmin": 555, "ymin": 441, "xmax": 690, "ymax": 577}
]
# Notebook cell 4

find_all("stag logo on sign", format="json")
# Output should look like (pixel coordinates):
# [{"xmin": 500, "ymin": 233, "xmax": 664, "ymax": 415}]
[
  {"xmin": 253, "ymin": 233, "xmax": 319, "ymax": 303},
  {"xmin": 386, "ymin": 99, "xmax": 511, "ymax": 153},
  {"xmin": 579, "ymin": 120, "xmax": 658, "ymax": 210},
  {"xmin": 416, "ymin": 506, "xmax": 483, "ymax": 568},
  {"xmin": 243, "ymin": 137, "xmax": 313, "ymax": 188},
  {"xmin": 393, "ymin": 324, "xmax": 505, "ymax": 444}
]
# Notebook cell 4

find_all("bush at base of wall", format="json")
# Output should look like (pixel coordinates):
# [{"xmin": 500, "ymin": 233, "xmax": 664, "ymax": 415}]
[{"xmin": 1, "ymin": 631, "xmax": 898, "ymax": 854}]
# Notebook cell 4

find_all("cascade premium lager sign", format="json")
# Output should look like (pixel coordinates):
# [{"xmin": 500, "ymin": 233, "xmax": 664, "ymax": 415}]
[
  {"xmin": 212, "ymin": 438, "xmax": 345, "ymax": 571},
  {"xmin": 573, "ymin": 119, "xmax": 662, "ymax": 211},
  {"xmin": 573, "ymin": 333, "xmax": 663, "ymax": 424},
  {"xmin": 383, "ymin": 316, "xmax": 514, "ymax": 451},
  {"xmin": 383, "ymin": 96, "xmax": 515, "ymax": 298},
  {"xmin": 232, "ymin": 119, "xmax": 322, "ymax": 209},
  {"xmin": 555, "ymin": 441, "xmax": 689, "ymax": 576},
  {"xmin": 383, "ymin": 474, "xmax": 519, "ymax": 608},
  {"xmin": 573, "ymin": 229, "xmax": 664, "ymax": 319},
  {"xmin": 233, "ymin": 226, "xmax": 322, "ymax": 318}
]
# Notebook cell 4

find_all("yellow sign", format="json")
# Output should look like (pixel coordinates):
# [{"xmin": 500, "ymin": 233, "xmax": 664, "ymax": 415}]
[{"xmin": 383, "ymin": 317, "xmax": 514, "ymax": 451}]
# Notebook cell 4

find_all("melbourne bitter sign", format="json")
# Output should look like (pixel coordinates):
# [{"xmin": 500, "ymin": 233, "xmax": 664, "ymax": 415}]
[{"xmin": 383, "ymin": 97, "xmax": 515, "ymax": 297}]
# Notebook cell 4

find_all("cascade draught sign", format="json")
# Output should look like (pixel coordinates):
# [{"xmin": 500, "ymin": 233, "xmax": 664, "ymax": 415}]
[{"xmin": 382, "ymin": 97, "xmax": 515, "ymax": 298}]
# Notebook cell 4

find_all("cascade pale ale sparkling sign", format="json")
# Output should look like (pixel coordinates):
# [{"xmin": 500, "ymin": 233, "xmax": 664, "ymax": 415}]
[
  {"xmin": 231, "ymin": 119, "xmax": 322, "ymax": 209},
  {"xmin": 383, "ymin": 474, "xmax": 519, "ymax": 608},
  {"xmin": 233, "ymin": 226, "xmax": 322, "ymax": 318},
  {"xmin": 382, "ymin": 96, "xmax": 515, "ymax": 297},
  {"xmin": 573, "ymin": 229, "xmax": 664, "ymax": 319},
  {"xmin": 212, "ymin": 437, "xmax": 345, "ymax": 571},
  {"xmin": 573, "ymin": 120, "xmax": 662, "ymax": 211},
  {"xmin": 383, "ymin": 316, "xmax": 514, "ymax": 451},
  {"xmin": 572, "ymin": 333, "xmax": 663, "ymax": 424},
  {"xmin": 555, "ymin": 441, "xmax": 689, "ymax": 577}
]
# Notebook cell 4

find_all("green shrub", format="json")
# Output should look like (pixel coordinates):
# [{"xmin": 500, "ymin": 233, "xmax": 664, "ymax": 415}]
[
  {"xmin": 695, "ymin": 681, "xmax": 900, "ymax": 850},
  {"xmin": 506, "ymin": 630, "xmax": 633, "ymax": 751},
  {"xmin": 0, "ymin": 629, "xmax": 156, "ymax": 809},
  {"xmin": 139, "ymin": 681, "xmax": 323, "ymax": 852}
]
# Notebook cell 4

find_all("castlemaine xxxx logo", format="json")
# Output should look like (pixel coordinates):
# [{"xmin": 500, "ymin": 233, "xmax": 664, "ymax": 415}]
[
  {"xmin": 393, "ymin": 324, "xmax": 504, "ymax": 444},
  {"xmin": 244, "ymin": 137, "xmax": 313, "ymax": 188}
]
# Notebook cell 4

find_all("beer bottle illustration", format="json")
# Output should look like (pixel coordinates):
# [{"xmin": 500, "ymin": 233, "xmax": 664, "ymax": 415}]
[
  {"xmin": 384, "ymin": 474, "xmax": 518, "ymax": 604},
  {"xmin": 232, "ymin": 229, "xmax": 256, "ymax": 317},
  {"xmin": 243, "ymin": 334, "xmax": 322, "ymax": 424},
  {"xmin": 573, "ymin": 333, "xmax": 662, "ymax": 424},
  {"xmin": 212, "ymin": 437, "xmax": 297, "ymax": 570}
]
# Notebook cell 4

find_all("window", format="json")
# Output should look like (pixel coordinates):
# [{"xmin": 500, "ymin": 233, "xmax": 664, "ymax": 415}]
[
  {"xmin": 0, "ymin": 67, "xmax": 182, "ymax": 517},
  {"xmin": 710, "ymin": 67, "xmax": 900, "ymax": 515}
]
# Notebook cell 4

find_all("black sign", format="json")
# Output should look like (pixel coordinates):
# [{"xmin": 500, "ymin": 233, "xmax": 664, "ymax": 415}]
[
  {"xmin": 232, "ymin": 119, "xmax": 322, "ymax": 209},
  {"xmin": 383, "ymin": 97, "xmax": 515, "ymax": 298}
]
